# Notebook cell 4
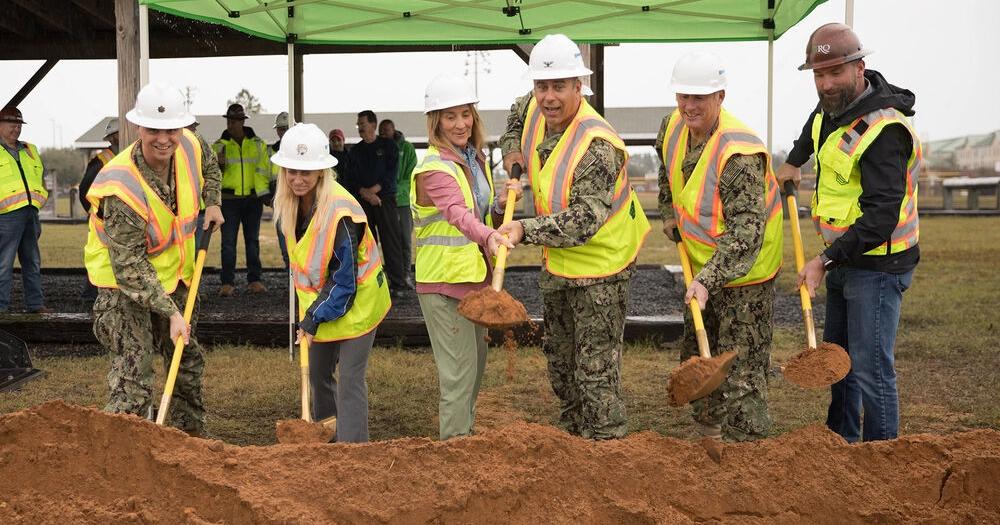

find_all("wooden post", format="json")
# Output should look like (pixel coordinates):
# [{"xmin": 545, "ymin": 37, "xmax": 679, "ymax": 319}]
[
  {"xmin": 578, "ymin": 44, "xmax": 605, "ymax": 116},
  {"xmin": 115, "ymin": 0, "xmax": 140, "ymax": 147}
]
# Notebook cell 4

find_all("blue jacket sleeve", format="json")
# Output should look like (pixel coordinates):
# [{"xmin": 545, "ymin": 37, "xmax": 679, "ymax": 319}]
[{"xmin": 299, "ymin": 217, "xmax": 363, "ymax": 335}]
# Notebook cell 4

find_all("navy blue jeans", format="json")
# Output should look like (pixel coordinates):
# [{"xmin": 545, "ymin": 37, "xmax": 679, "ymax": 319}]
[
  {"xmin": 0, "ymin": 206, "xmax": 44, "ymax": 311},
  {"xmin": 824, "ymin": 266, "xmax": 914, "ymax": 442},
  {"xmin": 220, "ymin": 197, "xmax": 263, "ymax": 285}
]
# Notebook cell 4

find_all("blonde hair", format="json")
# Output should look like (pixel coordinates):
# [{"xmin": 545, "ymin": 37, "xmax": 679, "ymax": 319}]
[
  {"xmin": 271, "ymin": 167, "xmax": 338, "ymax": 245},
  {"xmin": 426, "ymin": 104, "xmax": 487, "ymax": 156}
]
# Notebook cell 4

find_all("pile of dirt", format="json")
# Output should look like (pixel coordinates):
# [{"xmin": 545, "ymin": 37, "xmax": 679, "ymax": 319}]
[
  {"xmin": 457, "ymin": 288, "xmax": 529, "ymax": 329},
  {"xmin": 274, "ymin": 418, "xmax": 335, "ymax": 445},
  {"xmin": 2, "ymin": 401, "xmax": 998, "ymax": 524},
  {"xmin": 783, "ymin": 342, "xmax": 852, "ymax": 388}
]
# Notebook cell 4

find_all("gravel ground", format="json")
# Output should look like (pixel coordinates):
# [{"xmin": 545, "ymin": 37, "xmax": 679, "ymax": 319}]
[{"xmin": 7, "ymin": 266, "xmax": 821, "ymax": 327}]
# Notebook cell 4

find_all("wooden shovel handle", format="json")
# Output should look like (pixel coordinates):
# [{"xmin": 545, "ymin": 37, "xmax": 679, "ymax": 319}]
[
  {"xmin": 156, "ymin": 228, "xmax": 212, "ymax": 425},
  {"xmin": 490, "ymin": 164, "xmax": 522, "ymax": 292},
  {"xmin": 784, "ymin": 181, "xmax": 817, "ymax": 349},
  {"xmin": 675, "ymin": 237, "xmax": 711, "ymax": 360}
]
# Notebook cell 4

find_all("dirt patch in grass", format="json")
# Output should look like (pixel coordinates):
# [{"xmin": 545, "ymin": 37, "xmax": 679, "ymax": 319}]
[{"xmin": 2, "ymin": 401, "xmax": 999, "ymax": 524}]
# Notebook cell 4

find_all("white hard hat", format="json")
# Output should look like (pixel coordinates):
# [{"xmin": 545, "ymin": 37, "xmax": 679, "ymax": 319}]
[
  {"xmin": 126, "ymin": 83, "xmax": 195, "ymax": 129},
  {"xmin": 271, "ymin": 123, "xmax": 338, "ymax": 170},
  {"xmin": 274, "ymin": 111, "xmax": 290, "ymax": 129},
  {"xmin": 527, "ymin": 34, "xmax": 592, "ymax": 80},
  {"xmin": 670, "ymin": 51, "xmax": 728, "ymax": 95},
  {"xmin": 424, "ymin": 74, "xmax": 478, "ymax": 114},
  {"xmin": 103, "ymin": 117, "xmax": 119, "ymax": 138}
]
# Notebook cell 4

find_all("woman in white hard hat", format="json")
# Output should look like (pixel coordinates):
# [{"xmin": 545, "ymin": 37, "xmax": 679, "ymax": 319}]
[
  {"xmin": 411, "ymin": 74, "xmax": 522, "ymax": 440},
  {"xmin": 271, "ymin": 123, "xmax": 391, "ymax": 443}
]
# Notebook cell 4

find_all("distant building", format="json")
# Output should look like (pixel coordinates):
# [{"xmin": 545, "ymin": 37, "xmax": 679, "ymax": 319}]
[{"xmin": 925, "ymin": 130, "xmax": 1000, "ymax": 172}]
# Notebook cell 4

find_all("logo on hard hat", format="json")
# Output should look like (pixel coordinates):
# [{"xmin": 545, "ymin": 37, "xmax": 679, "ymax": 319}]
[
  {"xmin": 296, "ymin": 144, "xmax": 308, "ymax": 156},
  {"xmin": 817, "ymin": 44, "xmax": 832, "ymax": 54},
  {"xmin": 157, "ymin": 106, "xmax": 166, "ymax": 113},
  {"xmin": 543, "ymin": 61, "xmax": 554, "ymax": 68}
]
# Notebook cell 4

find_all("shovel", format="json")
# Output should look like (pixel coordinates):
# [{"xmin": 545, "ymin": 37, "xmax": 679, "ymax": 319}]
[
  {"xmin": 155, "ymin": 228, "xmax": 212, "ymax": 426},
  {"xmin": 457, "ymin": 163, "xmax": 528, "ymax": 330},
  {"xmin": 275, "ymin": 321, "xmax": 336, "ymax": 444},
  {"xmin": 666, "ymin": 235, "xmax": 737, "ymax": 407},
  {"xmin": 779, "ymin": 181, "xmax": 850, "ymax": 388}
]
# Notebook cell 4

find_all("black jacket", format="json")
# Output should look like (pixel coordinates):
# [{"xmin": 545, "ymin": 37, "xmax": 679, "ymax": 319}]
[{"xmin": 787, "ymin": 69, "xmax": 919, "ymax": 274}]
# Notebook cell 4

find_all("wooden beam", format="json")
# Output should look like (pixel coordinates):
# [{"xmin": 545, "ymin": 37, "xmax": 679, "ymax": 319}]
[
  {"xmin": 591, "ymin": 44, "xmax": 605, "ymax": 116},
  {"xmin": 5, "ymin": 60, "xmax": 59, "ymax": 108},
  {"xmin": 70, "ymin": 0, "xmax": 117, "ymax": 27},
  {"xmin": 510, "ymin": 44, "xmax": 532, "ymax": 64},
  {"xmin": 115, "ymin": 0, "xmax": 140, "ymax": 147},
  {"xmin": 10, "ymin": 0, "xmax": 83, "ymax": 36},
  {"xmin": 0, "ymin": 4, "xmax": 39, "ymax": 38}
]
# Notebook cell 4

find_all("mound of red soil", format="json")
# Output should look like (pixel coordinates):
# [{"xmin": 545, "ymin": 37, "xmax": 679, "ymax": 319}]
[
  {"xmin": 457, "ymin": 288, "xmax": 529, "ymax": 329},
  {"xmin": 2, "ymin": 401, "xmax": 999, "ymax": 524},
  {"xmin": 275, "ymin": 418, "xmax": 335, "ymax": 445},
  {"xmin": 783, "ymin": 342, "xmax": 852, "ymax": 388}
]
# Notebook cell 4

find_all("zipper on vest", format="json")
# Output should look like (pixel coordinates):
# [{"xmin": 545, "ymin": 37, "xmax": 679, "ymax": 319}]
[{"xmin": 13, "ymin": 153, "xmax": 33, "ymax": 207}]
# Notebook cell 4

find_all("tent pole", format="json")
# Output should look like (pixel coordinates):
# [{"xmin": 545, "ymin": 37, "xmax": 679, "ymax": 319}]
[
  {"xmin": 845, "ymin": 0, "xmax": 855, "ymax": 27},
  {"xmin": 287, "ymin": 43, "xmax": 296, "ymax": 124},
  {"xmin": 767, "ymin": 33, "xmax": 774, "ymax": 153},
  {"xmin": 139, "ymin": 4, "xmax": 150, "ymax": 85}
]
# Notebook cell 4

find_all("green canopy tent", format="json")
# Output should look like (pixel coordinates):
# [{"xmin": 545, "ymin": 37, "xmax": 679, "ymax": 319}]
[{"xmin": 140, "ymin": 0, "xmax": 835, "ymax": 150}]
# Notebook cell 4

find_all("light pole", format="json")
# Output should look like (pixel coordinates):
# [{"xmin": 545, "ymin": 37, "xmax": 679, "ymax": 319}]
[{"xmin": 464, "ymin": 50, "xmax": 492, "ymax": 97}]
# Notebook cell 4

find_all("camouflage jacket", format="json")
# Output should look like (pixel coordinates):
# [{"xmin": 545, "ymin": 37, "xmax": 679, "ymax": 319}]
[
  {"xmin": 98, "ymin": 134, "xmax": 222, "ymax": 317},
  {"xmin": 500, "ymin": 92, "xmax": 631, "ymax": 290},
  {"xmin": 654, "ymin": 116, "xmax": 767, "ymax": 295}
]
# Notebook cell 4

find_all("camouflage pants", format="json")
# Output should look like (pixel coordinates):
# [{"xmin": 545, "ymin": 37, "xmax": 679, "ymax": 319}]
[
  {"xmin": 680, "ymin": 279, "xmax": 774, "ymax": 442},
  {"xmin": 542, "ymin": 279, "xmax": 629, "ymax": 440},
  {"xmin": 93, "ymin": 286, "xmax": 205, "ymax": 433}
]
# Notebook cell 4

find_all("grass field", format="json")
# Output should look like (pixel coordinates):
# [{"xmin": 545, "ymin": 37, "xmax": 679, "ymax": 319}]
[{"xmin": 3, "ymin": 199, "xmax": 999, "ymax": 445}]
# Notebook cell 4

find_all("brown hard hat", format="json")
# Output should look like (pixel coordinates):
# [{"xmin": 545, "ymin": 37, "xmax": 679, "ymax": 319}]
[{"xmin": 798, "ymin": 23, "xmax": 872, "ymax": 71}]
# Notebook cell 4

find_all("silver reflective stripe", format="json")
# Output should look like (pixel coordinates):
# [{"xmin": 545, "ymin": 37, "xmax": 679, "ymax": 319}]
[
  {"xmin": 413, "ymin": 214, "xmax": 439, "ymax": 228},
  {"xmin": 837, "ymin": 108, "xmax": 899, "ymax": 154},
  {"xmin": 549, "ymin": 117, "xmax": 616, "ymax": 213},
  {"xmin": 683, "ymin": 222, "xmax": 717, "ymax": 246},
  {"xmin": 415, "ymin": 235, "xmax": 473, "ymax": 248},
  {"xmin": 0, "ymin": 194, "xmax": 25, "ymax": 210},
  {"xmin": 663, "ymin": 117, "xmax": 684, "ymax": 169},
  {"xmin": 693, "ymin": 132, "xmax": 763, "ymax": 224},
  {"xmin": 522, "ymin": 103, "xmax": 545, "ymax": 161}
]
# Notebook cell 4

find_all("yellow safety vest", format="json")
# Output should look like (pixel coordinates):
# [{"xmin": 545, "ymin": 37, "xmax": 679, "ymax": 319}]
[
  {"xmin": 0, "ymin": 142, "xmax": 47, "ymax": 214},
  {"xmin": 521, "ymin": 97, "xmax": 650, "ymax": 279},
  {"xmin": 410, "ymin": 145, "xmax": 495, "ymax": 284},
  {"xmin": 95, "ymin": 148, "xmax": 115, "ymax": 167},
  {"xmin": 84, "ymin": 131, "xmax": 203, "ymax": 293},
  {"xmin": 213, "ymin": 135, "xmax": 270, "ymax": 197},
  {"xmin": 288, "ymin": 182, "xmax": 391, "ymax": 342},
  {"xmin": 811, "ymin": 108, "xmax": 920, "ymax": 255},
  {"xmin": 661, "ymin": 108, "xmax": 784, "ymax": 286}
]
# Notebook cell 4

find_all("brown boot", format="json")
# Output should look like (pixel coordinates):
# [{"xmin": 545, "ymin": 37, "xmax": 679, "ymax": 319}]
[
  {"xmin": 219, "ymin": 284, "xmax": 235, "ymax": 297},
  {"xmin": 248, "ymin": 281, "xmax": 267, "ymax": 294}
]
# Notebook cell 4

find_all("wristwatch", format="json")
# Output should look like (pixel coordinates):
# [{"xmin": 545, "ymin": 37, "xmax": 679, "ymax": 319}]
[{"xmin": 819, "ymin": 253, "xmax": 837, "ymax": 271}]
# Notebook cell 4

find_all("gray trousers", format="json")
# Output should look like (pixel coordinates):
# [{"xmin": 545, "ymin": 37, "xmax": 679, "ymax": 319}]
[
  {"xmin": 418, "ymin": 293, "xmax": 488, "ymax": 440},
  {"xmin": 309, "ymin": 330, "xmax": 375, "ymax": 443}
]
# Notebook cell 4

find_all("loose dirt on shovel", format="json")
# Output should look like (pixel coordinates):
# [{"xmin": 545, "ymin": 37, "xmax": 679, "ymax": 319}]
[
  {"xmin": 457, "ymin": 288, "xmax": 529, "ymax": 329},
  {"xmin": 783, "ymin": 342, "xmax": 852, "ymax": 389},
  {"xmin": 3, "ymin": 401, "xmax": 1000, "ymax": 524},
  {"xmin": 666, "ymin": 352, "xmax": 738, "ymax": 407},
  {"xmin": 275, "ymin": 418, "xmax": 335, "ymax": 445}
]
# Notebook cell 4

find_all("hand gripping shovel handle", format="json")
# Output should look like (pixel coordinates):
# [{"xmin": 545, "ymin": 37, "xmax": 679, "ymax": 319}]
[
  {"xmin": 674, "ymin": 232, "xmax": 711, "ymax": 359},
  {"xmin": 783, "ymin": 181, "xmax": 817, "ymax": 349},
  {"xmin": 490, "ymin": 163, "xmax": 522, "ymax": 292},
  {"xmin": 156, "ymin": 228, "xmax": 213, "ymax": 426}
]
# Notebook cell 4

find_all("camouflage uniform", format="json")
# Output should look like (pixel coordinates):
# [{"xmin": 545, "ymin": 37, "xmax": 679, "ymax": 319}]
[
  {"xmin": 93, "ymin": 134, "xmax": 221, "ymax": 433},
  {"xmin": 655, "ymin": 116, "xmax": 774, "ymax": 441},
  {"xmin": 501, "ymin": 92, "xmax": 631, "ymax": 440}
]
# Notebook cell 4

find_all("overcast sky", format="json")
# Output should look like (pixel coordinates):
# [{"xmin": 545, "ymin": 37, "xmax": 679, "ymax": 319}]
[{"xmin": 4, "ymin": 0, "xmax": 999, "ymax": 152}]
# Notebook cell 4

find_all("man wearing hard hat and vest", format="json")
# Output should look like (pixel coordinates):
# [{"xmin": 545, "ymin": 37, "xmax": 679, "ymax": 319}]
[
  {"xmin": 85, "ymin": 83, "xmax": 224, "ymax": 435},
  {"xmin": 213, "ymin": 103, "xmax": 271, "ymax": 297},
  {"xmin": 498, "ymin": 34, "xmax": 651, "ymax": 440},
  {"xmin": 776, "ymin": 24, "xmax": 920, "ymax": 443},
  {"xmin": 656, "ymin": 51, "xmax": 783, "ymax": 442},
  {"xmin": 0, "ymin": 106, "xmax": 49, "ymax": 314}
]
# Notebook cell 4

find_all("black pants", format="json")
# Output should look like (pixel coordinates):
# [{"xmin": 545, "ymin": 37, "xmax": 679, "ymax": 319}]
[
  {"xmin": 220, "ymin": 196, "xmax": 263, "ymax": 285},
  {"xmin": 361, "ymin": 197, "xmax": 408, "ymax": 291}
]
